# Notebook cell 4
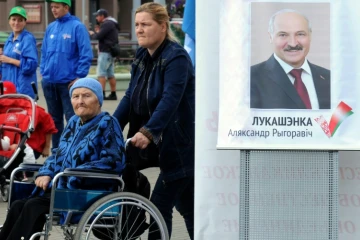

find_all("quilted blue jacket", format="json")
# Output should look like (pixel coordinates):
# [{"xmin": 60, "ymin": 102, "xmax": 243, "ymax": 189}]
[{"xmin": 34, "ymin": 112, "xmax": 126, "ymax": 194}]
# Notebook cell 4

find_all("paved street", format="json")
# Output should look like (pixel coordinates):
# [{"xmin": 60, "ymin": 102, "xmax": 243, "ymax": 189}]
[{"xmin": 0, "ymin": 81, "xmax": 188, "ymax": 239}]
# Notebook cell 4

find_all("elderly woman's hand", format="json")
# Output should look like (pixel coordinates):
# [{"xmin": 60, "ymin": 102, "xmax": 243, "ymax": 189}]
[
  {"xmin": 131, "ymin": 132, "xmax": 151, "ymax": 149},
  {"xmin": 35, "ymin": 176, "xmax": 52, "ymax": 191}
]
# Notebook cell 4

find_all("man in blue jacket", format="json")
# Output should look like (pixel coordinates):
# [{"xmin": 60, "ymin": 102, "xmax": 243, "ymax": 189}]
[{"xmin": 41, "ymin": 0, "xmax": 93, "ymax": 150}]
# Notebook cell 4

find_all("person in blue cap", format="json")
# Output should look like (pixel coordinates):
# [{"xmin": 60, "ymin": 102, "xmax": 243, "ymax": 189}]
[
  {"xmin": 0, "ymin": 77, "xmax": 126, "ymax": 240},
  {"xmin": 0, "ymin": 6, "xmax": 38, "ymax": 99},
  {"xmin": 41, "ymin": 0, "xmax": 93, "ymax": 150}
]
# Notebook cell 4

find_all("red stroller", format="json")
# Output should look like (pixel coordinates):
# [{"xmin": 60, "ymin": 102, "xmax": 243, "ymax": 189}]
[{"xmin": 0, "ymin": 82, "xmax": 37, "ymax": 201}]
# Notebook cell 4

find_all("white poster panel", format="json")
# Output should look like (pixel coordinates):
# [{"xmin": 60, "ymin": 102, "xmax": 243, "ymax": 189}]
[
  {"xmin": 196, "ymin": 0, "xmax": 360, "ymax": 239},
  {"xmin": 195, "ymin": 0, "xmax": 241, "ymax": 239},
  {"xmin": 217, "ymin": 0, "xmax": 360, "ymax": 150}
]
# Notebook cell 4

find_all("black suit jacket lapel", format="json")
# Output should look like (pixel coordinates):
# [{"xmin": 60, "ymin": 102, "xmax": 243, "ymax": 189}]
[
  {"xmin": 265, "ymin": 56, "xmax": 306, "ymax": 108},
  {"xmin": 309, "ymin": 62, "xmax": 330, "ymax": 109}
]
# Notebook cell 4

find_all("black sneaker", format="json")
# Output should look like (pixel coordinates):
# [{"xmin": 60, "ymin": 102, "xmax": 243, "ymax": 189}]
[{"xmin": 104, "ymin": 93, "xmax": 117, "ymax": 100}]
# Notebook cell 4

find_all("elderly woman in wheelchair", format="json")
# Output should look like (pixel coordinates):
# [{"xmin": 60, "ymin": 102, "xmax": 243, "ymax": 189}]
[
  {"xmin": 0, "ymin": 77, "xmax": 168, "ymax": 240},
  {"xmin": 0, "ymin": 78, "xmax": 127, "ymax": 240},
  {"xmin": 0, "ymin": 78, "xmax": 126, "ymax": 240}
]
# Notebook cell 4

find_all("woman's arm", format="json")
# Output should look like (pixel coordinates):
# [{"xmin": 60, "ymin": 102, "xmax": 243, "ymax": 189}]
[
  {"xmin": 0, "ymin": 56, "xmax": 20, "ymax": 67},
  {"xmin": 113, "ymin": 86, "xmax": 131, "ymax": 130},
  {"xmin": 113, "ymin": 51, "xmax": 144, "ymax": 130},
  {"xmin": 35, "ymin": 115, "xmax": 78, "ymax": 179},
  {"xmin": 0, "ymin": 34, "xmax": 38, "ymax": 71},
  {"xmin": 36, "ymin": 154, "xmax": 56, "ymax": 179},
  {"xmin": 143, "ymin": 54, "xmax": 192, "ymax": 144},
  {"xmin": 75, "ymin": 24, "xmax": 93, "ymax": 78},
  {"xmin": 18, "ymin": 34, "xmax": 38, "ymax": 75}
]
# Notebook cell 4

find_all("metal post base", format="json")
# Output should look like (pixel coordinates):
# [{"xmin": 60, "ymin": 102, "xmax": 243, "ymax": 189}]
[{"xmin": 239, "ymin": 150, "xmax": 338, "ymax": 240}]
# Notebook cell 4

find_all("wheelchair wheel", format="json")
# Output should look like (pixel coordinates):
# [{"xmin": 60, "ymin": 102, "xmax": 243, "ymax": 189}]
[
  {"xmin": 74, "ymin": 192, "xmax": 169, "ymax": 240},
  {"xmin": 1, "ymin": 184, "xmax": 9, "ymax": 202}
]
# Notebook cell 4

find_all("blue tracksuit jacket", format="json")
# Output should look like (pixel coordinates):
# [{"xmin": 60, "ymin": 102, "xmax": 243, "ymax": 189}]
[
  {"xmin": 1, "ymin": 29, "xmax": 38, "ymax": 98},
  {"xmin": 40, "ymin": 13, "xmax": 93, "ymax": 83}
]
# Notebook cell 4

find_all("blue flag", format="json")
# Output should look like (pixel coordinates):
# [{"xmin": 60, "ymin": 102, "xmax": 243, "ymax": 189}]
[{"xmin": 182, "ymin": 0, "xmax": 195, "ymax": 67}]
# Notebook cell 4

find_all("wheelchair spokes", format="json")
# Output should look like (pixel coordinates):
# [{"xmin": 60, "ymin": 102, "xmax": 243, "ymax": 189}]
[{"xmin": 75, "ymin": 192, "xmax": 168, "ymax": 240}]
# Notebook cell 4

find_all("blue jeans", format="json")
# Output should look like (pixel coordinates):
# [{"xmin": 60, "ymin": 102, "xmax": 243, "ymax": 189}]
[
  {"xmin": 41, "ymin": 80, "xmax": 75, "ymax": 149},
  {"xmin": 97, "ymin": 52, "xmax": 114, "ymax": 77},
  {"xmin": 149, "ymin": 175, "xmax": 194, "ymax": 240}
]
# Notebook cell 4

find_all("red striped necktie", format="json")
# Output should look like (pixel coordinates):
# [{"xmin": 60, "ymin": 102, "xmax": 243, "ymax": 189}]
[{"xmin": 289, "ymin": 69, "xmax": 312, "ymax": 109}]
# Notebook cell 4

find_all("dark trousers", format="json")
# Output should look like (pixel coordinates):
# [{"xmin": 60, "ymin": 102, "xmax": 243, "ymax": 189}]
[
  {"xmin": 41, "ymin": 80, "xmax": 75, "ymax": 149},
  {"xmin": 148, "ymin": 175, "xmax": 194, "ymax": 240},
  {"xmin": 0, "ymin": 197, "xmax": 50, "ymax": 240}
]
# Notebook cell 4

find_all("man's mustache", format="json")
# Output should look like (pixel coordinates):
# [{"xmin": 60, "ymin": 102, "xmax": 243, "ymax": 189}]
[{"xmin": 284, "ymin": 45, "xmax": 303, "ymax": 51}]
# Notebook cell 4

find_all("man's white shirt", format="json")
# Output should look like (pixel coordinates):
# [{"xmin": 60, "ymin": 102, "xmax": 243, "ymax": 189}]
[{"xmin": 274, "ymin": 53, "xmax": 320, "ymax": 110}]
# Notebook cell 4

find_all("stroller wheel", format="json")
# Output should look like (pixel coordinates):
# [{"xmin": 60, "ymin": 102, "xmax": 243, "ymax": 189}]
[{"xmin": 1, "ymin": 184, "xmax": 9, "ymax": 202}]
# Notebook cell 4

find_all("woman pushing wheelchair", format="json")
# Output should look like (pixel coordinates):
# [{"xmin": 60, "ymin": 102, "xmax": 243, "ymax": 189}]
[{"xmin": 113, "ymin": 2, "xmax": 195, "ymax": 240}]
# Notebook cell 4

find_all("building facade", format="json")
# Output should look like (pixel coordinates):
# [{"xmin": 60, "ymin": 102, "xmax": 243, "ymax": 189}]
[{"xmin": 0, "ymin": 0, "xmax": 168, "ymax": 40}]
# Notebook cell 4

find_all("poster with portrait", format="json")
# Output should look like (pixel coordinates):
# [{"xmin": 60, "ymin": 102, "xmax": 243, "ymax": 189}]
[
  {"xmin": 217, "ymin": 0, "xmax": 360, "ymax": 150},
  {"xmin": 196, "ymin": 1, "xmax": 360, "ymax": 240}
]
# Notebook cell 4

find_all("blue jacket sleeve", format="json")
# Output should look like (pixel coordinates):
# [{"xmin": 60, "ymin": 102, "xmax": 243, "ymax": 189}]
[
  {"xmin": 113, "ymin": 83, "xmax": 131, "ymax": 130},
  {"xmin": 36, "ymin": 115, "xmax": 77, "ymax": 179},
  {"xmin": 144, "ymin": 54, "xmax": 191, "ymax": 144},
  {"xmin": 75, "ymin": 24, "xmax": 93, "ymax": 78},
  {"xmin": 40, "ymin": 30, "xmax": 48, "ymax": 75},
  {"xmin": 19, "ymin": 34, "xmax": 38, "ymax": 75},
  {"xmin": 37, "ymin": 154, "xmax": 56, "ymax": 179}
]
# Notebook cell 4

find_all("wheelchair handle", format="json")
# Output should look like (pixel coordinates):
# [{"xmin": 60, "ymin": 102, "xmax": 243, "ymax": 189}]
[{"xmin": 125, "ymin": 138, "xmax": 132, "ymax": 151}]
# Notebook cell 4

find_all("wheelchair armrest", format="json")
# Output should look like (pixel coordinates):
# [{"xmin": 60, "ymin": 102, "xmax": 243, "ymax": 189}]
[
  {"xmin": 63, "ymin": 168, "xmax": 120, "ymax": 177},
  {"xmin": 18, "ymin": 163, "xmax": 43, "ymax": 171},
  {"xmin": 10, "ymin": 164, "xmax": 43, "ymax": 180}
]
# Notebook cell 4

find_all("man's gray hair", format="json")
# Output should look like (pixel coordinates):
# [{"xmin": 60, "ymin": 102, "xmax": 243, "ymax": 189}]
[{"xmin": 268, "ymin": 9, "xmax": 312, "ymax": 37}]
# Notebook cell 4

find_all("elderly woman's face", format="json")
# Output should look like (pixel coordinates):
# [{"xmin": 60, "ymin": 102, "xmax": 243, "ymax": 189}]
[{"xmin": 71, "ymin": 88, "xmax": 101, "ymax": 122}]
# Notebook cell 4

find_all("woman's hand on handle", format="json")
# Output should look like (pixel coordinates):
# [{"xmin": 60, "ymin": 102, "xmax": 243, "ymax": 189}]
[{"xmin": 131, "ymin": 132, "xmax": 150, "ymax": 149}]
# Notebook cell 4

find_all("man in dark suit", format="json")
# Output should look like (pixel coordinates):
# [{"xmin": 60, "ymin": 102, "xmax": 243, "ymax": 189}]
[{"xmin": 250, "ymin": 9, "xmax": 330, "ymax": 109}]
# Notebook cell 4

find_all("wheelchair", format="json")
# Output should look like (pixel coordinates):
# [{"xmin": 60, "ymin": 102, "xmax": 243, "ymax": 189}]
[{"xmin": 1, "ymin": 145, "xmax": 169, "ymax": 240}]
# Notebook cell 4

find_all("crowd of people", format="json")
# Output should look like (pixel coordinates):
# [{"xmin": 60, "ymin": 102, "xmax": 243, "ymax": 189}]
[{"xmin": 0, "ymin": 1, "xmax": 195, "ymax": 240}]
